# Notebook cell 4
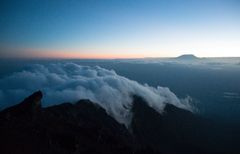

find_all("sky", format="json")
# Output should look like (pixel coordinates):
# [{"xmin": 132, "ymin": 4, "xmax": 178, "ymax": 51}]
[{"xmin": 0, "ymin": 0, "xmax": 240, "ymax": 58}]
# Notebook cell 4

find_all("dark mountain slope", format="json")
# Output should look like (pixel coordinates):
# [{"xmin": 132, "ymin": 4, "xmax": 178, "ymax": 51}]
[
  {"xmin": 0, "ymin": 91, "xmax": 240, "ymax": 154},
  {"xmin": 0, "ymin": 91, "xmax": 134, "ymax": 154},
  {"xmin": 131, "ymin": 95, "xmax": 240, "ymax": 153}
]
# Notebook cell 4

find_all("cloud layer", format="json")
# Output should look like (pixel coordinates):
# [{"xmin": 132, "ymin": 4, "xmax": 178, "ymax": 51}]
[{"xmin": 0, "ymin": 63, "xmax": 192, "ymax": 126}]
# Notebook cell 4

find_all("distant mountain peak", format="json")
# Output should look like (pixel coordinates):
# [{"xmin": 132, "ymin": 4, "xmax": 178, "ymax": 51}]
[{"xmin": 176, "ymin": 54, "xmax": 199, "ymax": 60}]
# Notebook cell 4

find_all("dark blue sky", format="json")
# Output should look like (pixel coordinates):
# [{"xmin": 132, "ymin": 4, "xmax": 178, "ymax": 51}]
[{"xmin": 1, "ymin": 0, "xmax": 240, "ymax": 58}]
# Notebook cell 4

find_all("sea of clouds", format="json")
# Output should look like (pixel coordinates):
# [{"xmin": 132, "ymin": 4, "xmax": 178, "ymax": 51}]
[{"xmin": 0, "ymin": 63, "xmax": 192, "ymax": 126}]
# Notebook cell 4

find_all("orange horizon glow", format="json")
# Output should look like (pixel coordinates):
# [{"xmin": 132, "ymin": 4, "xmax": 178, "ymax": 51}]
[
  {"xmin": 10, "ymin": 48, "xmax": 149, "ymax": 59},
  {"xmin": 1, "ymin": 47, "xmax": 240, "ymax": 59},
  {"xmin": 33, "ymin": 52, "xmax": 147, "ymax": 59}
]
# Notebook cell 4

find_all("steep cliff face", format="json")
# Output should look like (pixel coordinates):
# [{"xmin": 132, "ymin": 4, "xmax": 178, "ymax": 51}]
[{"xmin": 0, "ymin": 91, "xmax": 239, "ymax": 154}]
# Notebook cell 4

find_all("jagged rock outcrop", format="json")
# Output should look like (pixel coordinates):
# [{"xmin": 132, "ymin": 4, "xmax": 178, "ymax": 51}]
[
  {"xmin": 0, "ymin": 91, "xmax": 134, "ymax": 154},
  {"xmin": 0, "ymin": 91, "xmax": 240, "ymax": 154},
  {"xmin": 0, "ymin": 90, "xmax": 42, "ymax": 119}
]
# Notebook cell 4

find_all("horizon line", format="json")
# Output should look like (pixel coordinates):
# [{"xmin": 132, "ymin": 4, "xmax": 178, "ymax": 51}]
[{"xmin": 1, "ymin": 55, "xmax": 240, "ymax": 60}]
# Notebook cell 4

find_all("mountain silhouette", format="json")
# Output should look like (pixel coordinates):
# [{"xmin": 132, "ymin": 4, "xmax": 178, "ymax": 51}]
[
  {"xmin": 0, "ymin": 91, "xmax": 240, "ymax": 153},
  {"xmin": 176, "ymin": 54, "xmax": 199, "ymax": 60}
]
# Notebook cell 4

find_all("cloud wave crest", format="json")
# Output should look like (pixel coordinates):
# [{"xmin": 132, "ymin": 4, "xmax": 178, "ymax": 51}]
[{"xmin": 0, "ymin": 63, "xmax": 192, "ymax": 126}]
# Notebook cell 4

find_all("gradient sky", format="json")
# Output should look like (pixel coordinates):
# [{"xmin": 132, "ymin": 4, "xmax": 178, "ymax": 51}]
[{"xmin": 0, "ymin": 0, "xmax": 240, "ymax": 58}]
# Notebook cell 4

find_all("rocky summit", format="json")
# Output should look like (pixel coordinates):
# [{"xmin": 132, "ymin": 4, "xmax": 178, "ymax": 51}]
[{"xmin": 0, "ymin": 91, "xmax": 240, "ymax": 154}]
